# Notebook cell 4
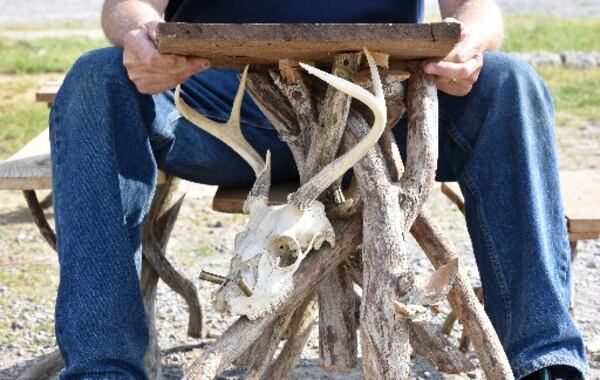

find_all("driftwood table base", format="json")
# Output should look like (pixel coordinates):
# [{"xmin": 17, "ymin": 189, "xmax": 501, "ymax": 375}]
[{"xmin": 181, "ymin": 50, "xmax": 513, "ymax": 379}]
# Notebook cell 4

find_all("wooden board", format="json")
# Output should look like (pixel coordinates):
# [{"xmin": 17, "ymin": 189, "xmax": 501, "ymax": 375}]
[
  {"xmin": 157, "ymin": 22, "xmax": 461, "ymax": 68},
  {"xmin": 35, "ymin": 81, "xmax": 62, "ymax": 105},
  {"xmin": 0, "ymin": 129, "xmax": 52, "ymax": 190},
  {"xmin": 212, "ymin": 183, "xmax": 297, "ymax": 213},
  {"xmin": 560, "ymin": 170, "xmax": 600, "ymax": 234},
  {"xmin": 441, "ymin": 173, "xmax": 600, "ymax": 239},
  {"xmin": 0, "ymin": 128, "xmax": 166, "ymax": 191}
]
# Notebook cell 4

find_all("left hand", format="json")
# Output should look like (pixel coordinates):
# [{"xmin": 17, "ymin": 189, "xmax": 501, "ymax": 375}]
[{"xmin": 423, "ymin": 18, "xmax": 485, "ymax": 96}]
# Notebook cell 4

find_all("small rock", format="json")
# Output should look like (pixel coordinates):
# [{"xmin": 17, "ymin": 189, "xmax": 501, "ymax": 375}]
[
  {"xmin": 11, "ymin": 321, "xmax": 24, "ymax": 330},
  {"xmin": 586, "ymin": 261, "xmax": 597, "ymax": 269},
  {"xmin": 209, "ymin": 221, "xmax": 223, "ymax": 228}
]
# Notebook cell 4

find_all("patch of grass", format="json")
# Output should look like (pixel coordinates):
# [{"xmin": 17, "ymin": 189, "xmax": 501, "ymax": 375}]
[
  {"xmin": 0, "ymin": 37, "xmax": 108, "ymax": 74},
  {"xmin": 538, "ymin": 67, "xmax": 600, "ymax": 125},
  {"xmin": 503, "ymin": 15, "xmax": 600, "ymax": 52},
  {"xmin": 0, "ymin": 21, "xmax": 100, "ymax": 31},
  {"xmin": 0, "ymin": 75, "xmax": 52, "ymax": 159}
]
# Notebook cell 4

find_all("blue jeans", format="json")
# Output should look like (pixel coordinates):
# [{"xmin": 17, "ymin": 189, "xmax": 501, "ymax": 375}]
[{"xmin": 49, "ymin": 47, "xmax": 587, "ymax": 379}]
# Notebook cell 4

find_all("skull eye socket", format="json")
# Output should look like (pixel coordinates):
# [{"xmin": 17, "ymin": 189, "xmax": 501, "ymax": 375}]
[{"xmin": 269, "ymin": 236, "xmax": 301, "ymax": 268}]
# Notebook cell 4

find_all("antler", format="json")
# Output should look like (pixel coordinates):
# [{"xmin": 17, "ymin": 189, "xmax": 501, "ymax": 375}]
[
  {"xmin": 175, "ymin": 66, "xmax": 265, "ymax": 177},
  {"xmin": 175, "ymin": 66, "xmax": 271, "ymax": 205},
  {"xmin": 288, "ymin": 49, "xmax": 387, "ymax": 207}
]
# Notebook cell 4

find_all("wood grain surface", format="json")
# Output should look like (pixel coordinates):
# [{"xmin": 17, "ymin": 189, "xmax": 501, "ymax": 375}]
[{"xmin": 157, "ymin": 22, "xmax": 461, "ymax": 68}]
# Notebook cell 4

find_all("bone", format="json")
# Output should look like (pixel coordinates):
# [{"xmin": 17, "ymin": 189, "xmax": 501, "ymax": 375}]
[
  {"xmin": 175, "ymin": 66, "xmax": 266, "ymax": 176},
  {"xmin": 288, "ymin": 49, "xmax": 388, "ymax": 207}
]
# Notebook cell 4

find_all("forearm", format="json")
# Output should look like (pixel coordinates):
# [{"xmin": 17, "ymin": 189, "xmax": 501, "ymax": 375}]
[
  {"xmin": 440, "ymin": 0, "xmax": 504, "ymax": 51},
  {"xmin": 101, "ymin": 0, "xmax": 167, "ymax": 46}
]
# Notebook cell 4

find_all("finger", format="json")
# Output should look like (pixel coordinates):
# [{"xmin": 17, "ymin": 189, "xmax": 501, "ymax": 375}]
[
  {"xmin": 424, "ymin": 58, "xmax": 481, "ymax": 81},
  {"xmin": 436, "ymin": 77, "xmax": 473, "ymax": 97}
]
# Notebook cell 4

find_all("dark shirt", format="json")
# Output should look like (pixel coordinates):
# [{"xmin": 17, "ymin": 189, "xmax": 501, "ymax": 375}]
[
  {"xmin": 165, "ymin": 0, "xmax": 423, "ymax": 23},
  {"xmin": 166, "ymin": 1, "xmax": 424, "ymax": 129}
]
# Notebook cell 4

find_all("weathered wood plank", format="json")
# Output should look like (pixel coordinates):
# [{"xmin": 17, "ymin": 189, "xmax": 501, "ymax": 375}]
[
  {"xmin": 212, "ymin": 183, "xmax": 296, "ymax": 213},
  {"xmin": 442, "ymin": 172, "xmax": 600, "ymax": 237},
  {"xmin": 561, "ymin": 170, "xmax": 600, "ymax": 234},
  {"xmin": 35, "ymin": 81, "xmax": 62, "ymax": 105},
  {"xmin": 0, "ymin": 128, "xmax": 167, "ymax": 190},
  {"xmin": 157, "ymin": 22, "xmax": 461, "ymax": 68}
]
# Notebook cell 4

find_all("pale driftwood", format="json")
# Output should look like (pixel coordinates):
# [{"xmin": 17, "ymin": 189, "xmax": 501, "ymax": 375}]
[
  {"xmin": 265, "ymin": 295, "xmax": 319, "ymax": 380},
  {"xmin": 242, "ymin": 318, "xmax": 290, "ymax": 380},
  {"xmin": 157, "ymin": 22, "xmax": 461, "ymax": 68},
  {"xmin": 408, "ymin": 322, "xmax": 476, "ymax": 374},
  {"xmin": 338, "ymin": 61, "xmax": 437, "ymax": 379},
  {"xmin": 183, "ymin": 215, "xmax": 362, "ymax": 379},
  {"xmin": 141, "ymin": 176, "xmax": 183, "ymax": 379},
  {"xmin": 410, "ymin": 212, "xmax": 514, "ymax": 379},
  {"xmin": 310, "ymin": 53, "xmax": 362, "ymax": 371},
  {"xmin": 142, "ymin": 178, "xmax": 203, "ymax": 338},
  {"xmin": 348, "ymin": 253, "xmax": 475, "ymax": 375},
  {"xmin": 397, "ymin": 63, "xmax": 439, "ymax": 229},
  {"xmin": 318, "ymin": 265, "xmax": 358, "ymax": 370},
  {"xmin": 16, "ymin": 349, "xmax": 63, "ymax": 380},
  {"xmin": 141, "ymin": 256, "xmax": 161, "ymax": 380}
]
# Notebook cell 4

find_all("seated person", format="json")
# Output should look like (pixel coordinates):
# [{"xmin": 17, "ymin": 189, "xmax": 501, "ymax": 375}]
[{"xmin": 49, "ymin": 0, "xmax": 587, "ymax": 378}]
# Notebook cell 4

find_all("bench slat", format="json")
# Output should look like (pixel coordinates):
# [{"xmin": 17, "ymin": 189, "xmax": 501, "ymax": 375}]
[
  {"xmin": 212, "ymin": 183, "xmax": 298, "ymax": 213},
  {"xmin": 0, "ymin": 129, "xmax": 52, "ymax": 190},
  {"xmin": 441, "ymin": 171, "xmax": 600, "ymax": 239}
]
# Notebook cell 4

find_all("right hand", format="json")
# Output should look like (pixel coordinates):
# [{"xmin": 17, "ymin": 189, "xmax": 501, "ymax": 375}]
[{"xmin": 123, "ymin": 21, "xmax": 211, "ymax": 95}]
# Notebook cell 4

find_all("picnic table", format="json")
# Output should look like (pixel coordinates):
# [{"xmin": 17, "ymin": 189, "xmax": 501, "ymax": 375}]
[{"xmin": 1, "ymin": 21, "xmax": 599, "ymax": 380}]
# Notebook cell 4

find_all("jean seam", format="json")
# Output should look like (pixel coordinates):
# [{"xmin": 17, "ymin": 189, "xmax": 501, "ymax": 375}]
[{"xmin": 460, "ymin": 171, "xmax": 513, "ymax": 345}]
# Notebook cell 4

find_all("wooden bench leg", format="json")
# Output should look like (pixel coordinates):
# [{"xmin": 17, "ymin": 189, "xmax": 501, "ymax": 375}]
[
  {"xmin": 22, "ymin": 190, "xmax": 56, "ymax": 251},
  {"xmin": 569, "ymin": 240, "xmax": 578, "ymax": 317}
]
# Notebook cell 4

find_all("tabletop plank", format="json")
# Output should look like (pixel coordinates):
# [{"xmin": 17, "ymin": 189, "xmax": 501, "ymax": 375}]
[{"xmin": 157, "ymin": 22, "xmax": 461, "ymax": 68}]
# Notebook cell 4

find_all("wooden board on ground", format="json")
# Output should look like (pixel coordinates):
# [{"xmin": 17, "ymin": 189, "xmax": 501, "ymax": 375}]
[{"xmin": 157, "ymin": 22, "xmax": 461, "ymax": 68}]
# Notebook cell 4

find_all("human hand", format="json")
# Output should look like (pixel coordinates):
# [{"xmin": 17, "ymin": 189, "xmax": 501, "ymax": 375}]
[
  {"xmin": 422, "ymin": 18, "xmax": 484, "ymax": 96},
  {"xmin": 123, "ymin": 21, "xmax": 211, "ymax": 95}
]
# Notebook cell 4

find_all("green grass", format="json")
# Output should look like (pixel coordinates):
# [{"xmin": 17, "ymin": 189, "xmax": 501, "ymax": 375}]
[
  {"xmin": 0, "ymin": 37, "xmax": 108, "ymax": 74},
  {"xmin": 503, "ymin": 15, "xmax": 600, "ymax": 52},
  {"xmin": 538, "ymin": 67, "xmax": 600, "ymax": 125},
  {"xmin": 0, "ymin": 21, "xmax": 101, "ymax": 31}
]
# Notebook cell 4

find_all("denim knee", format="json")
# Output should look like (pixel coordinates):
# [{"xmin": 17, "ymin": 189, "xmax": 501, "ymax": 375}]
[
  {"xmin": 475, "ymin": 52, "xmax": 554, "ymax": 116},
  {"xmin": 67, "ymin": 47, "xmax": 129, "ymax": 84}
]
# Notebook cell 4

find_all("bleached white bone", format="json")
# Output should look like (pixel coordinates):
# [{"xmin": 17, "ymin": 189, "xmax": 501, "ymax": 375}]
[
  {"xmin": 289, "ymin": 48, "xmax": 388, "ymax": 206},
  {"xmin": 174, "ymin": 66, "xmax": 265, "ymax": 176},
  {"xmin": 180, "ymin": 49, "xmax": 390, "ymax": 320}
]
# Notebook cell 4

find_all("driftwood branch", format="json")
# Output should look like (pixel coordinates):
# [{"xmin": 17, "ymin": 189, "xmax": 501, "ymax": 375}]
[
  {"xmin": 16, "ymin": 349, "xmax": 63, "ymax": 380},
  {"xmin": 410, "ymin": 213, "xmax": 514, "ymax": 379},
  {"xmin": 310, "ymin": 53, "xmax": 362, "ymax": 371},
  {"xmin": 265, "ymin": 295, "xmax": 319, "ymax": 379},
  {"xmin": 398, "ymin": 63, "xmax": 439, "ymax": 229},
  {"xmin": 143, "ymin": 178, "xmax": 203, "ymax": 339},
  {"xmin": 183, "ymin": 215, "xmax": 362, "ymax": 379}
]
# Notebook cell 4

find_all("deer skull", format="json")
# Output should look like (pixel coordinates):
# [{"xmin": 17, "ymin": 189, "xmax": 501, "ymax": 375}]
[{"xmin": 175, "ymin": 49, "xmax": 387, "ymax": 319}]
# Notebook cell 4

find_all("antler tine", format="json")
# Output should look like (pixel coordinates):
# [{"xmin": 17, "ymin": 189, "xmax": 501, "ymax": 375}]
[
  {"xmin": 288, "ymin": 48, "xmax": 387, "ymax": 208},
  {"xmin": 243, "ymin": 151, "xmax": 272, "ymax": 213},
  {"xmin": 175, "ymin": 65, "xmax": 265, "ymax": 176}
]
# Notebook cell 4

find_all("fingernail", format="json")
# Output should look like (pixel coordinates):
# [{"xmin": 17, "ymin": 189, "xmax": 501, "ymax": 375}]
[{"xmin": 424, "ymin": 63, "xmax": 435, "ymax": 74}]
